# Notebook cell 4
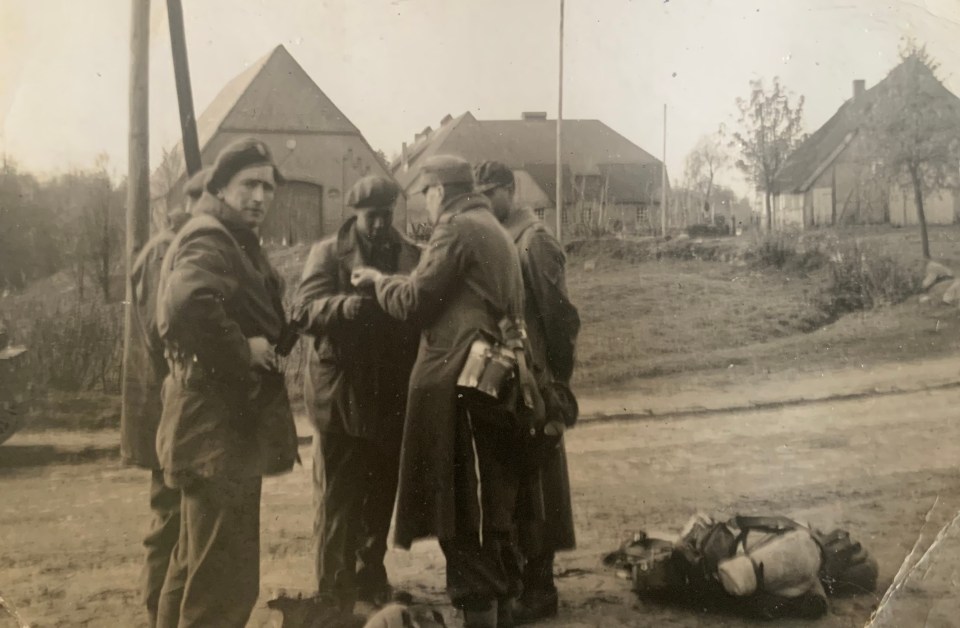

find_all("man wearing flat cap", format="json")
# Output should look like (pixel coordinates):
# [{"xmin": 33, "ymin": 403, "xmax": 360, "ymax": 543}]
[
  {"xmin": 121, "ymin": 167, "xmax": 204, "ymax": 628},
  {"xmin": 153, "ymin": 138, "xmax": 299, "ymax": 627},
  {"xmin": 475, "ymin": 161, "xmax": 581, "ymax": 624},
  {"xmin": 352, "ymin": 155, "xmax": 527, "ymax": 628},
  {"xmin": 294, "ymin": 174, "xmax": 421, "ymax": 611}
]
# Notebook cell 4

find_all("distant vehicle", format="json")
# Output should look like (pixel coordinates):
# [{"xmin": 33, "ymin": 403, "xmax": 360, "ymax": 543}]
[{"xmin": 0, "ymin": 322, "xmax": 30, "ymax": 446}]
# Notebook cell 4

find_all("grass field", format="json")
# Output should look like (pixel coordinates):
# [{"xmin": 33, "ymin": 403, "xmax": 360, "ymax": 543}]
[{"xmin": 6, "ymin": 224, "xmax": 960, "ymax": 429}]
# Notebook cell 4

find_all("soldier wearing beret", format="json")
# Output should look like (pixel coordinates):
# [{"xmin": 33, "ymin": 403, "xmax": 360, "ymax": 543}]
[
  {"xmin": 154, "ymin": 138, "xmax": 299, "ymax": 627},
  {"xmin": 352, "ymin": 155, "xmax": 526, "ymax": 628},
  {"xmin": 120, "ymin": 168, "xmax": 204, "ymax": 628},
  {"xmin": 475, "ymin": 161, "xmax": 581, "ymax": 624},
  {"xmin": 294, "ymin": 174, "xmax": 421, "ymax": 610}
]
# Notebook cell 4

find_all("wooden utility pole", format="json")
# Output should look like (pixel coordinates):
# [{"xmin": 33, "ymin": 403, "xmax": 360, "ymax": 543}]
[
  {"xmin": 167, "ymin": 0, "xmax": 202, "ymax": 175},
  {"xmin": 661, "ymin": 104, "xmax": 667, "ymax": 237},
  {"xmin": 122, "ymin": 0, "xmax": 150, "ymax": 411},
  {"xmin": 555, "ymin": 0, "xmax": 565, "ymax": 243}
]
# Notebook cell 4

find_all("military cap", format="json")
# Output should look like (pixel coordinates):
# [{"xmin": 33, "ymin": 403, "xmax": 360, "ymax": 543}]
[
  {"xmin": 416, "ymin": 154, "xmax": 474, "ymax": 194},
  {"xmin": 347, "ymin": 175, "xmax": 400, "ymax": 209},
  {"xmin": 183, "ymin": 167, "xmax": 208, "ymax": 200},
  {"xmin": 473, "ymin": 160, "xmax": 515, "ymax": 193},
  {"xmin": 205, "ymin": 137, "xmax": 285, "ymax": 194}
]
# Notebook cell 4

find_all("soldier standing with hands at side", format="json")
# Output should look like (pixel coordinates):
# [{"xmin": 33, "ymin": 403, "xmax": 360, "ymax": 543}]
[
  {"xmin": 294, "ymin": 175, "xmax": 421, "ymax": 611},
  {"xmin": 120, "ymin": 168, "xmax": 204, "ymax": 628},
  {"xmin": 475, "ymin": 161, "xmax": 581, "ymax": 624}
]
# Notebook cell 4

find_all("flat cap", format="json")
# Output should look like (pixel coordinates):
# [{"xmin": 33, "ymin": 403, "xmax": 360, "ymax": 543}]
[
  {"xmin": 205, "ymin": 137, "xmax": 285, "ymax": 194},
  {"xmin": 473, "ymin": 160, "xmax": 515, "ymax": 193},
  {"xmin": 417, "ymin": 154, "xmax": 474, "ymax": 193},
  {"xmin": 347, "ymin": 175, "xmax": 400, "ymax": 209},
  {"xmin": 183, "ymin": 167, "xmax": 208, "ymax": 200}
]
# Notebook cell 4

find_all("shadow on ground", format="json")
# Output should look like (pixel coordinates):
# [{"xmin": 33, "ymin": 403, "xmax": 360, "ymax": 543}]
[{"xmin": 0, "ymin": 444, "xmax": 119, "ymax": 470}]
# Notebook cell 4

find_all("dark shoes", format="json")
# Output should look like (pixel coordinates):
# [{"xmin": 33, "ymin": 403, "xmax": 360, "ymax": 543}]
[{"xmin": 511, "ymin": 589, "xmax": 558, "ymax": 625}]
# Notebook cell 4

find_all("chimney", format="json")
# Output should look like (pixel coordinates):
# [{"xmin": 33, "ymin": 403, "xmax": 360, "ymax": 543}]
[
  {"xmin": 853, "ymin": 79, "xmax": 865, "ymax": 99},
  {"xmin": 401, "ymin": 142, "xmax": 409, "ymax": 172},
  {"xmin": 440, "ymin": 113, "xmax": 453, "ymax": 125},
  {"xmin": 522, "ymin": 111, "xmax": 548, "ymax": 121}
]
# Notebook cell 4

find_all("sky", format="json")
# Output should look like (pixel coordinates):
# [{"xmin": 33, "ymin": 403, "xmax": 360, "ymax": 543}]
[{"xmin": 2, "ymin": 0, "xmax": 959, "ymax": 193}]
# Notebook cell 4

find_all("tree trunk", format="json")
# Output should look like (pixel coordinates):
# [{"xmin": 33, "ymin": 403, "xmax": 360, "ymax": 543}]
[
  {"xmin": 911, "ymin": 167, "xmax": 930, "ymax": 259},
  {"xmin": 765, "ymin": 190, "xmax": 773, "ymax": 232}
]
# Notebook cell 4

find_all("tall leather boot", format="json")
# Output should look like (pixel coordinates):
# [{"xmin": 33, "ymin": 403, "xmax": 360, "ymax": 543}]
[
  {"xmin": 513, "ymin": 554, "xmax": 558, "ymax": 625},
  {"xmin": 497, "ymin": 596, "xmax": 516, "ymax": 628},
  {"xmin": 463, "ymin": 600, "xmax": 498, "ymax": 628}
]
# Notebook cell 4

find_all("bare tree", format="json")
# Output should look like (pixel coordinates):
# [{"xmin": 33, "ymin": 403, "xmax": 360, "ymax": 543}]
[
  {"xmin": 684, "ymin": 126, "xmax": 730, "ymax": 225},
  {"xmin": 151, "ymin": 146, "xmax": 184, "ymax": 233},
  {"xmin": 865, "ymin": 41, "xmax": 960, "ymax": 259},
  {"xmin": 82, "ymin": 154, "xmax": 123, "ymax": 301},
  {"xmin": 732, "ymin": 77, "xmax": 806, "ymax": 231}
]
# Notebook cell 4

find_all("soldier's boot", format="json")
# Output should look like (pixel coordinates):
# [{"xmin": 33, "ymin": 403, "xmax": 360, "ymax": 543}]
[
  {"xmin": 512, "ymin": 555, "xmax": 558, "ymax": 625},
  {"xmin": 496, "ymin": 597, "xmax": 515, "ymax": 628},
  {"xmin": 463, "ymin": 601, "xmax": 498, "ymax": 628}
]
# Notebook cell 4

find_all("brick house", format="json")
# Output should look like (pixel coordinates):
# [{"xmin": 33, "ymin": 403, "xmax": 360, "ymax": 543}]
[
  {"xmin": 391, "ymin": 112, "xmax": 666, "ymax": 235},
  {"xmin": 151, "ymin": 45, "xmax": 402, "ymax": 245},
  {"xmin": 773, "ymin": 59, "xmax": 960, "ymax": 230}
]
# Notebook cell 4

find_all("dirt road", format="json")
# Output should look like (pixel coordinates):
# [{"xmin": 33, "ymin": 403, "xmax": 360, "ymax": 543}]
[{"xmin": 3, "ymin": 385, "xmax": 960, "ymax": 627}]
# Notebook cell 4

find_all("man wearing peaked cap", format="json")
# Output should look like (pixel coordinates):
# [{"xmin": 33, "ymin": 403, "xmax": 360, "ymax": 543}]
[
  {"xmin": 154, "ymin": 138, "xmax": 298, "ymax": 627},
  {"xmin": 351, "ymin": 154, "xmax": 527, "ymax": 628},
  {"xmin": 294, "ymin": 174, "xmax": 421, "ymax": 611},
  {"xmin": 475, "ymin": 160, "xmax": 581, "ymax": 624},
  {"xmin": 414, "ymin": 154, "xmax": 475, "ymax": 194}
]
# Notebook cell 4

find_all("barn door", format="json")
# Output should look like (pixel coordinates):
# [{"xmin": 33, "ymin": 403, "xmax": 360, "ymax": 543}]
[{"xmin": 261, "ymin": 181, "xmax": 324, "ymax": 245}]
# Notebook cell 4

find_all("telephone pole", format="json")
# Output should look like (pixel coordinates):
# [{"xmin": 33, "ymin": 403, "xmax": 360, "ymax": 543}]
[
  {"xmin": 661, "ymin": 104, "xmax": 667, "ymax": 237},
  {"xmin": 555, "ymin": 0, "xmax": 565, "ymax": 243},
  {"xmin": 167, "ymin": 0, "xmax": 202, "ymax": 175},
  {"xmin": 122, "ymin": 0, "xmax": 151, "ymax": 416}
]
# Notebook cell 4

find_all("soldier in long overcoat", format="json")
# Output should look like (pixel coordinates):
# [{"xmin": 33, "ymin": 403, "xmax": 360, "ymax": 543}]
[
  {"xmin": 120, "ymin": 169, "xmax": 203, "ymax": 628},
  {"xmin": 294, "ymin": 175, "xmax": 421, "ymax": 608},
  {"xmin": 475, "ymin": 161, "xmax": 581, "ymax": 624},
  {"xmin": 153, "ymin": 138, "xmax": 299, "ymax": 628},
  {"xmin": 352, "ymin": 155, "xmax": 527, "ymax": 628}
]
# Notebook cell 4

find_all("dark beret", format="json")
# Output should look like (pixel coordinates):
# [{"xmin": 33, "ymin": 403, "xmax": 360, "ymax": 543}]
[
  {"xmin": 182, "ymin": 167, "xmax": 208, "ymax": 200},
  {"xmin": 205, "ymin": 137, "xmax": 285, "ymax": 194},
  {"xmin": 473, "ymin": 160, "xmax": 515, "ymax": 193},
  {"xmin": 417, "ymin": 154, "xmax": 474, "ymax": 193},
  {"xmin": 347, "ymin": 175, "xmax": 400, "ymax": 209}
]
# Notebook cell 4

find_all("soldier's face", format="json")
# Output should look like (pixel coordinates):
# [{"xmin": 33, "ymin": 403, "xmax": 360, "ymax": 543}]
[
  {"xmin": 356, "ymin": 207, "xmax": 393, "ymax": 243},
  {"xmin": 425, "ymin": 185, "xmax": 444, "ymax": 224},
  {"xmin": 218, "ymin": 165, "xmax": 276, "ymax": 229}
]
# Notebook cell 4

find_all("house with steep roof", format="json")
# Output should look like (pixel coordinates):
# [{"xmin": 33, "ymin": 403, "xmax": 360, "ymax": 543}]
[
  {"xmin": 391, "ymin": 112, "xmax": 665, "ymax": 235},
  {"xmin": 151, "ymin": 45, "xmax": 400, "ymax": 245},
  {"xmin": 773, "ymin": 58, "xmax": 960, "ymax": 230}
]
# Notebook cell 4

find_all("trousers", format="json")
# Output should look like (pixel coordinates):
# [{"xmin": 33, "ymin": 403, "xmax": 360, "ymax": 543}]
[
  {"xmin": 142, "ymin": 469, "xmax": 181, "ymax": 628},
  {"xmin": 313, "ymin": 430, "xmax": 401, "ymax": 595},
  {"xmin": 440, "ymin": 406, "xmax": 523, "ymax": 610},
  {"xmin": 156, "ymin": 474, "xmax": 262, "ymax": 628}
]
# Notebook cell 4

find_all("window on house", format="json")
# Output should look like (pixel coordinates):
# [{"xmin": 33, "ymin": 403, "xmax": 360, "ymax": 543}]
[
  {"xmin": 583, "ymin": 206, "xmax": 593, "ymax": 224},
  {"xmin": 636, "ymin": 206, "xmax": 649, "ymax": 224},
  {"xmin": 535, "ymin": 208, "xmax": 545, "ymax": 221}
]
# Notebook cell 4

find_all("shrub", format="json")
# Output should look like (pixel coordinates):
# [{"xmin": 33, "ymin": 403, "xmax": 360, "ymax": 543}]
[
  {"xmin": 686, "ymin": 224, "xmax": 729, "ymax": 238},
  {"xmin": 9, "ymin": 296, "xmax": 124, "ymax": 394},
  {"xmin": 818, "ymin": 240, "xmax": 920, "ymax": 318},
  {"xmin": 746, "ymin": 232, "xmax": 827, "ymax": 274}
]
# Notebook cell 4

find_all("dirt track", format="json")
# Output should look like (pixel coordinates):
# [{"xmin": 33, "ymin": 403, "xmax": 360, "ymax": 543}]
[{"xmin": 3, "ymin": 384, "xmax": 960, "ymax": 627}]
